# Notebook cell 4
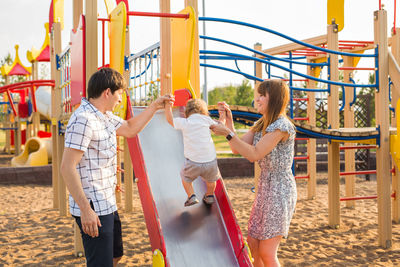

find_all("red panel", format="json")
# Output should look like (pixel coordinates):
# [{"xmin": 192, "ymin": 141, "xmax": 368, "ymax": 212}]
[
  {"xmin": 70, "ymin": 15, "xmax": 86, "ymax": 106},
  {"xmin": 173, "ymin": 89, "xmax": 192, "ymax": 107},
  {"xmin": 36, "ymin": 46, "xmax": 50, "ymax": 62},
  {"xmin": 49, "ymin": 0, "xmax": 54, "ymax": 30}
]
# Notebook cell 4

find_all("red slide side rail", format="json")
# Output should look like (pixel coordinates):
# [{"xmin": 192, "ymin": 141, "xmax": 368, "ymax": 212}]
[{"xmin": 125, "ymin": 96, "xmax": 168, "ymax": 265}]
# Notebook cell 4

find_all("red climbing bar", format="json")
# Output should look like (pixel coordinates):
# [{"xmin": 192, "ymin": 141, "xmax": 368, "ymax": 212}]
[
  {"xmin": 294, "ymin": 156, "xmax": 309, "ymax": 160},
  {"xmin": 340, "ymin": 170, "xmax": 377, "ymax": 176},
  {"xmin": 295, "ymin": 175, "xmax": 310, "ymax": 180},
  {"xmin": 293, "ymin": 117, "xmax": 309, "ymax": 121},
  {"xmin": 340, "ymin": 192, "xmax": 395, "ymax": 201},
  {"xmin": 127, "ymin": 11, "xmax": 190, "ymax": 19},
  {"xmin": 295, "ymin": 138, "xmax": 309, "ymax": 141},
  {"xmin": 338, "ymin": 67, "xmax": 376, "ymax": 71},
  {"xmin": 340, "ymin": 145, "xmax": 377, "ymax": 150},
  {"xmin": 339, "ymin": 40, "xmax": 374, "ymax": 44},
  {"xmin": 340, "ymin": 195, "xmax": 377, "ymax": 201},
  {"xmin": 293, "ymin": 97, "xmax": 309, "ymax": 101}
]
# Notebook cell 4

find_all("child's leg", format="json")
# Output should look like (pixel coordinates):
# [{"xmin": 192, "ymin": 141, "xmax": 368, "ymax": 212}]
[
  {"xmin": 181, "ymin": 178, "xmax": 195, "ymax": 197},
  {"xmin": 205, "ymin": 181, "xmax": 216, "ymax": 196}
]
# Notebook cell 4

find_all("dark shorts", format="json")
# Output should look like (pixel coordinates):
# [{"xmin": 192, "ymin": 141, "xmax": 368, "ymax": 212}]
[{"xmin": 74, "ymin": 209, "xmax": 123, "ymax": 267}]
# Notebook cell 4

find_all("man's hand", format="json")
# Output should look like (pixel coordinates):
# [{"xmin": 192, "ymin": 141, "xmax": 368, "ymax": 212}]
[
  {"xmin": 152, "ymin": 95, "xmax": 175, "ymax": 110},
  {"xmin": 80, "ymin": 207, "xmax": 102, "ymax": 238}
]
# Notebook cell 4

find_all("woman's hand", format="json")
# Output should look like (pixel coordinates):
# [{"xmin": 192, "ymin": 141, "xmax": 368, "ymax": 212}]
[
  {"xmin": 218, "ymin": 101, "xmax": 233, "ymax": 123},
  {"xmin": 210, "ymin": 123, "xmax": 231, "ymax": 136}
]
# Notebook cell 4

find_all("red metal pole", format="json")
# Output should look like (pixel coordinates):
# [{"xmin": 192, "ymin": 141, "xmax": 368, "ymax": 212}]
[
  {"xmin": 295, "ymin": 175, "xmax": 310, "ymax": 180},
  {"xmin": 294, "ymin": 156, "xmax": 309, "ymax": 160},
  {"xmin": 338, "ymin": 67, "xmax": 376, "ymax": 71},
  {"xmin": 6, "ymin": 89, "xmax": 17, "ymax": 116},
  {"xmin": 127, "ymin": 11, "xmax": 189, "ymax": 19},
  {"xmin": 340, "ymin": 170, "xmax": 377, "ymax": 176},
  {"xmin": 340, "ymin": 145, "xmax": 377, "ymax": 150}
]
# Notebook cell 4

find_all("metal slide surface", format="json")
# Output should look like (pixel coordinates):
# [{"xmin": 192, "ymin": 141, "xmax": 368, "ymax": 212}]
[{"xmin": 134, "ymin": 108, "xmax": 239, "ymax": 267}]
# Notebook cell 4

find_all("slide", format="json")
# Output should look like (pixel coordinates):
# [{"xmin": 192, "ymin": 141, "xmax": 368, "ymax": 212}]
[{"xmin": 127, "ymin": 107, "xmax": 252, "ymax": 267}]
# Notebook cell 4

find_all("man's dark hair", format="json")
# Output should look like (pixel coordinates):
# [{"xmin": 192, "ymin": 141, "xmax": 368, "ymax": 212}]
[{"xmin": 87, "ymin": 67, "xmax": 127, "ymax": 99}]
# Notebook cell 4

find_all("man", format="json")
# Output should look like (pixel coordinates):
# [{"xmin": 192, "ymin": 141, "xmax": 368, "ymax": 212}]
[{"xmin": 60, "ymin": 67, "xmax": 173, "ymax": 266}]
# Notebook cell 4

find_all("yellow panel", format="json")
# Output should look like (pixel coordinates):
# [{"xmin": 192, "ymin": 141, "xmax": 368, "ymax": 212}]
[
  {"xmin": 171, "ymin": 6, "xmax": 199, "ymax": 99},
  {"xmin": 104, "ymin": 0, "xmax": 116, "ymax": 15},
  {"xmin": 313, "ymin": 57, "xmax": 327, "ymax": 78},
  {"xmin": 109, "ymin": 2, "xmax": 127, "ymax": 74},
  {"xmin": 54, "ymin": 0, "xmax": 64, "ymax": 30},
  {"xmin": 109, "ymin": 2, "xmax": 127, "ymax": 119},
  {"xmin": 327, "ymin": 0, "xmax": 344, "ymax": 32}
]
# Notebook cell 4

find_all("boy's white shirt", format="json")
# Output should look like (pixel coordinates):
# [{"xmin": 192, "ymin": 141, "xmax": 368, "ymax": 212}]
[{"xmin": 173, "ymin": 113, "xmax": 218, "ymax": 163}]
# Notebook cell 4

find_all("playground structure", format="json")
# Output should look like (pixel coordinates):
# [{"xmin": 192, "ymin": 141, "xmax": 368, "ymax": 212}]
[
  {"xmin": 0, "ymin": 21, "xmax": 53, "ymax": 166},
  {"xmin": 130, "ymin": 0, "xmax": 400, "ymax": 250},
  {"xmin": 2, "ymin": 0, "xmax": 400, "ymax": 265}
]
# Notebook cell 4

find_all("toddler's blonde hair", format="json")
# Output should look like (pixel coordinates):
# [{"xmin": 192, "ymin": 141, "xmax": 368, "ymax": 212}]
[{"xmin": 185, "ymin": 99, "xmax": 209, "ymax": 117}]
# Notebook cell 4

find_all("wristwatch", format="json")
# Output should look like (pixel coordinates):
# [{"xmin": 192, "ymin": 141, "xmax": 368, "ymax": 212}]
[{"xmin": 226, "ymin": 132, "xmax": 235, "ymax": 141}]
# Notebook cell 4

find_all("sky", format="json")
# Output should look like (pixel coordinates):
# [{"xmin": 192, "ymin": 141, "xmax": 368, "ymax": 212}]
[{"xmin": 0, "ymin": 0, "xmax": 397, "ymax": 91}]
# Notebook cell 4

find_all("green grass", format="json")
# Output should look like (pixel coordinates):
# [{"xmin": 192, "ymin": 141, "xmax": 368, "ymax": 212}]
[{"xmin": 212, "ymin": 131, "xmax": 247, "ymax": 158}]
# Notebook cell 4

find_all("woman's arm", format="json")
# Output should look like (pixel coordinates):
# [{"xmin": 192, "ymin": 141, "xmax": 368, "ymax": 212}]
[{"xmin": 210, "ymin": 123, "xmax": 288, "ymax": 162}]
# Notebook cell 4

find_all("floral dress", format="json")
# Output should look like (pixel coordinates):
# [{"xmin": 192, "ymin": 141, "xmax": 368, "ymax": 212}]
[{"xmin": 248, "ymin": 116, "xmax": 297, "ymax": 240}]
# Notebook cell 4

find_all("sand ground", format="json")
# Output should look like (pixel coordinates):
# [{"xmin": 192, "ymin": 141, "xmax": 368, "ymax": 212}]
[{"xmin": 0, "ymin": 171, "xmax": 400, "ymax": 266}]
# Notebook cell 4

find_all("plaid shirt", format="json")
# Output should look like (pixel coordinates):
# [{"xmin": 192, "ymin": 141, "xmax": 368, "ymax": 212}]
[{"xmin": 65, "ymin": 98, "xmax": 124, "ymax": 216}]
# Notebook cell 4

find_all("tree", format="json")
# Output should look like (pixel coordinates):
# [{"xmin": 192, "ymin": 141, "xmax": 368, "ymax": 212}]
[
  {"xmin": 208, "ymin": 79, "xmax": 254, "ymax": 106},
  {"xmin": 234, "ymin": 80, "xmax": 253, "ymax": 106}
]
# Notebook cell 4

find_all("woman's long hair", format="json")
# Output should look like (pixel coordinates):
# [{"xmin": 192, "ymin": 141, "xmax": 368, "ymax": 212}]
[{"xmin": 251, "ymin": 79, "xmax": 290, "ymax": 135}]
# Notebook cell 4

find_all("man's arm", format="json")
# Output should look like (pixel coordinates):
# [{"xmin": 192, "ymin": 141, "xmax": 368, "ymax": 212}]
[
  {"xmin": 117, "ymin": 95, "xmax": 174, "ymax": 138},
  {"xmin": 60, "ymin": 147, "xmax": 101, "ymax": 237}
]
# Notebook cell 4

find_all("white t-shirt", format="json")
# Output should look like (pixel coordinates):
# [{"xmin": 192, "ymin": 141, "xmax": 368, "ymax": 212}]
[{"xmin": 173, "ymin": 113, "xmax": 218, "ymax": 163}]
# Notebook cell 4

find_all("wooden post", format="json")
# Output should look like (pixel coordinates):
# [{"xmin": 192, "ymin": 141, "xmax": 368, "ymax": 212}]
[
  {"xmin": 14, "ymin": 118, "xmax": 21, "ymax": 156},
  {"xmin": 391, "ymin": 27, "xmax": 400, "ymax": 224},
  {"xmin": 124, "ymin": 138, "xmax": 133, "ymax": 211},
  {"xmin": 50, "ymin": 22, "xmax": 61, "ymax": 210},
  {"xmin": 73, "ymin": 0, "xmax": 83, "ymax": 30},
  {"xmin": 327, "ymin": 23, "xmax": 341, "ymax": 229},
  {"xmin": 253, "ymin": 43, "xmax": 262, "ymax": 193},
  {"xmin": 123, "ymin": 24, "xmax": 134, "ymax": 212},
  {"xmin": 116, "ymin": 137, "xmax": 122, "ymax": 204},
  {"xmin": 306, "ymin": 59, "xmax": 317, "ymax": 199},
  {"xmin": 374, "ymin": 9, "xmax": 392, "ymax": 248},
  {"xmin": 4, "ymin": 76, "xmax": 11, "ymax": 154},
  {"xmin": 85, "ymin": 0, "xmax": 98, "ymax": 87},
  {"xmin": 72, "ymin": 0, "xmax": 84, "ymax": 256},
  {"xmin": 159, "ymin": 0, "xmax": 172, "ymax": 95},
  {"xmin": 343, "ymin": 56, "xmax": 356, "ymax": 208}
]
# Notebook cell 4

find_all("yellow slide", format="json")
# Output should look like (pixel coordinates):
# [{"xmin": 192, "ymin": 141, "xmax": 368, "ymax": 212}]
[{"xmin": 11, "ymin": 137, "xmax": 52, "ymax": 167}]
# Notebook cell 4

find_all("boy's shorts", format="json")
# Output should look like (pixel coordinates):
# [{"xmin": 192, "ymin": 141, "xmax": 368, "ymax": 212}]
[
  {"xmin": 181, "ymin": 158, "xmax": 222, "ymax": 183},
  {"xmin": 74, "ymin": 206, "xmax": 123, "ymax": 267}
]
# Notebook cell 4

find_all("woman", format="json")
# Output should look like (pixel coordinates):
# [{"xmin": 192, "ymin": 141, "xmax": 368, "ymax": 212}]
[{"xmin": 210, "ymin": 79, "xmax": 297, "ymax": 267}]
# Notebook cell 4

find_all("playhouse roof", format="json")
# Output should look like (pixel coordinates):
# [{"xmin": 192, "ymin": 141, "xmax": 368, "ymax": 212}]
[
  {"xmin": 0, "ymin": 45, "xmax": 31, "ymax": 76},
  {"xmin": 27, "ymin": 23, "xmax": 50, "ymax": 62}
]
